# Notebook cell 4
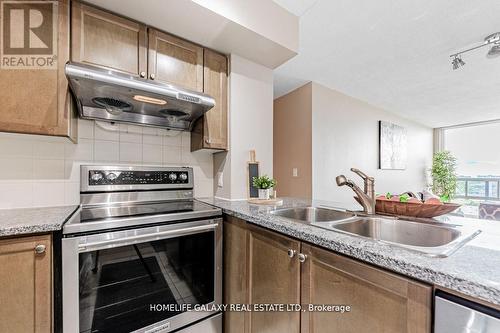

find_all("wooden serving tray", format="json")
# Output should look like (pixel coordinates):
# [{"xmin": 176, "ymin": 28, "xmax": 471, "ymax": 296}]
[
  {"xmin": 376, "ymin": 200, "xmax": 460, "ymax": 218},
  {"xmin": 248, "ymin": 198, "xmax": 284, "ymax": 206}
]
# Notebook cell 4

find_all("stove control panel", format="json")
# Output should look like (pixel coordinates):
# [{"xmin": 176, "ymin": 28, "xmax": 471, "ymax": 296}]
[{"xmin": 83, "ymin": 166, "xmax": 193, "ymax": 191}]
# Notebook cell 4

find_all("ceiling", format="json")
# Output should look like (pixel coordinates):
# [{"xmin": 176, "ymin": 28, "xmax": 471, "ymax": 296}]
[{"xmin": 273, "ymin": 0, "xmax": 500, "ymax": 128}]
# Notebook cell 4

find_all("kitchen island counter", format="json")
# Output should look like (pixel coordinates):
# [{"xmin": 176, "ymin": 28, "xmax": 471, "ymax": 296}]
[{"xmin": 197, "ymin": 197, "xmax": 500, "ymax": 307}]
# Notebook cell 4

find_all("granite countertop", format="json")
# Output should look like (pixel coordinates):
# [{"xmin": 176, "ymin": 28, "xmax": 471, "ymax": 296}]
[
  {"xmin": 0, "ymin": 205, "xmax": 79, "ymax": 237},
  {"xmin": 197, "ymin": 197, "xmax": 500, "ymax": 307}
]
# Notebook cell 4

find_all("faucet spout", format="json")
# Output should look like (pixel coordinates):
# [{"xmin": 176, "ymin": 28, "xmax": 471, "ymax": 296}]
[
  {"xmin": 335, "ymin": 175, "xmax": 349, "ymax": 187},
  {"xmin": 336, "ymin": 169, "xmax": 376, "ymax": 214}
]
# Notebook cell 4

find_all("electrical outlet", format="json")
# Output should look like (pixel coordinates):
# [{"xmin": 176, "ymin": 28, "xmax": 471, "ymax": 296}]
[
  {"xmin": 217, "ymin": 172, "xmax": 224, "ymax": 187},
  {"xmin": 292, "ymin": 168, "xmax": 298, "ymax": 177}
]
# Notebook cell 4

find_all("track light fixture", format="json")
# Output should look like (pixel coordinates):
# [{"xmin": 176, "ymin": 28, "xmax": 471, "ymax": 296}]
[
  {"xmin": 451, "ymin": 55, "xmax": 465, "ymax": 70},
  {"xmin": 450, "ymin": 32, "xmax": 500, "ymax": 70}
]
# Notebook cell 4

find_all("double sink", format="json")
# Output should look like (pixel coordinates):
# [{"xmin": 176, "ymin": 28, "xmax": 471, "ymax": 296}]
[{"xmin": 270, "ymin": 206, "xmax": 481, "ymax": 257}]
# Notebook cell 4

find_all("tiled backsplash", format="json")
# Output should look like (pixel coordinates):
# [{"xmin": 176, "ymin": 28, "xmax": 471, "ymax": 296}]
[{"xmin": 0, "ymin": 119, "xmax": 213, "ymax": 209}]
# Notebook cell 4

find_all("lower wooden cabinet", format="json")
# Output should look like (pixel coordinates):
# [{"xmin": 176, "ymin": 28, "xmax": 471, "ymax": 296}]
[
  {"xmin": 224, "ymin": 216, "xmax": 248, "ymax": 332},
  {"xmin": 0, "ymin": 234, "xmax": 52, "ymax": 333},
  {"xmin": 247, "ymin": 223, "xmax": 301, "ymax": 333},
  {"xmin": 224, "ymin": 216, "xmax": 301, "ymax": 333},
  {"xmin": 300, "ymin": 244, "xmax": 432, "ymax": 333},
  {"xmin": 223, "ymin": 217, "xmax": 432, "ymax": 333}
]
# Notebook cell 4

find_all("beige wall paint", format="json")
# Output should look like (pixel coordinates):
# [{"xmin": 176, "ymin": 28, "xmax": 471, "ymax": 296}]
[
  {"xmin": 273, "ymin": 83, "xmax": 312, "ymax": 198},
  {"xmin": 311, "ymin": 82, "xmax": 433, "ymax": 206},
  {"xmin": 272, "ymin": 82, "xmax": 433, "ymax": 207},
  {"xmin": 214, "ymin": 54, "xmax": 274, "ymax": 200}
]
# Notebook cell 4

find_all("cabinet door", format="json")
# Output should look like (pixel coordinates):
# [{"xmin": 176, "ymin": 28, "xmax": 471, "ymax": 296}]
[
  {"xmin": 0, "ymin": 0, "xmax": 73, "ymax": 137},
  {"xmin": 224, "ymin": 216, "xmax": 248, "ymax": 333},
  {"xmin": 148, "ymin": 29, "xmax": 203, "ymax": 91},
  {"xmin": 247, "ymin": 224, "xmax": 301, "ymax": 333},
  {"xmin": 191, "ymin": 49, "xmax": 228, "ymax": 151},
  {"xmin": 301, "ymin": 244, "xmax": 432, "ymax": 333},
  {"xmin": 72, "ymin": 2, "xmax": 147, "ymax": 75},
  {"xmin": 0, "ymin": 234, "xmax": 52, "ymax": 332}
]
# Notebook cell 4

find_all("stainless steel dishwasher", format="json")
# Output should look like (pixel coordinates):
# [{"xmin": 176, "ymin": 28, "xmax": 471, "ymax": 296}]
[{"xmin": 435, "ymin": 291, "xmax": 500, "ymax": 333}]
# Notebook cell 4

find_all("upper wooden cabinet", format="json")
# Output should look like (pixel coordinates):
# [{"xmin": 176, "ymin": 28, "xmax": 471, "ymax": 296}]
[
  {"xmin": 191, "ymin": 49, "xmax": 228, "ymax": 151},
  {"xmin": 300, "ymin": 244, "xmax": 432, "ymax": 333},
  {"xmin": 71, "ymin": 2, "xmax": 147, "ymax": 75},
  {"xmin": 0, "ymin": 234, "xmax": 52, "ymax": 333},
  {"xmin": 71, "ymin": 7, "xmax": 202, "ymax": 88},
  {"xmin": 148, "ymin": 28, "xmax": 203, "ymax": 91},
  {"xmin": 0, "ymin": 0, "xmax": 75, "ymax": 138}
]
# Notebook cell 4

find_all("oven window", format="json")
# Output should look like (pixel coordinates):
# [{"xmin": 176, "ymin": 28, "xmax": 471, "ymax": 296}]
[{"xmin": 78, "ymin": 231, "xmax": 215, "ymax": 333}]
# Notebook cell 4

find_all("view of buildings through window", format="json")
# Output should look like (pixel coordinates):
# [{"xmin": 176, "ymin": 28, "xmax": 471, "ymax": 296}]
[{"xmin": 444, "ymin": 121, "xmax": 500, "ymax": 217}]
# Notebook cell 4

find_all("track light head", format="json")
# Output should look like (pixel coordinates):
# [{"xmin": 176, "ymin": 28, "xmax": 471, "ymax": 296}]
[
  {"xmin": 487, "ymin": 44, "xmax": 500, "ymax": 58},
  {"xmin": 484, "ymin": 32, "xmax": 500, "ymax": 45},
  {"xmin": 452, "ymin": 55, "xmax": 465, "ymax": 70}
]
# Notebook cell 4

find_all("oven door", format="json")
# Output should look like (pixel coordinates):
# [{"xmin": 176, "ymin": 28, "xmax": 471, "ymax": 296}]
[{"xmin": 62, "ymin": 218, "xmax": 222, "ymax": 333}]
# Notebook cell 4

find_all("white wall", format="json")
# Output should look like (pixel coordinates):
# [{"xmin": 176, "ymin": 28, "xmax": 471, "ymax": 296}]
[
  {"xmin": 214, "ymin": 54, "xmax": 274, "ymax": 200},
  {"xmin": 311, "ymin": 83, "xmax": 433, "ymax": 206},
  {"xmin": 0, "ymin": 120, "xmax": 213, "ymax": 209},
  {"xmin": 193, "ymin": 0, "xmax": 299, "ymax": 52}
]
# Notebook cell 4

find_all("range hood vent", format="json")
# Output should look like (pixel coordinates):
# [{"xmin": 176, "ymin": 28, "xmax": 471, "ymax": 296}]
[{"xmin": 65, "ymin": 62, "xmax": 215, "ymax": 131}]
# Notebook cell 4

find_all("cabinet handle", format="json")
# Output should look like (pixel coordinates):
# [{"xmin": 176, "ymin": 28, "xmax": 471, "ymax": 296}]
[
  {"xmin": 140, "ymin": 71, "xmax": 146, "ymax": 78},
  {"xmin": 34, "ymin": 244, "xmax": 46, "ymax": 254},
  {"xmin": 287, "ymin": 249, "xmax": 296, "ymax": 258},
  {"xmin": 298, "ymin": 253, "xmax": 307, "ymax": 263},
  {"xmin": 149, "ymin": 73, "xmax": 155, "ymax": 80}
]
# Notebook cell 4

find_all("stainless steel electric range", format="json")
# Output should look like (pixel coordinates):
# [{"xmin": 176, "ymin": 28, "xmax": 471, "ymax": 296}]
[{"xmin": 62, "ymin": 165, "xmax": 222, "ymax": 333}]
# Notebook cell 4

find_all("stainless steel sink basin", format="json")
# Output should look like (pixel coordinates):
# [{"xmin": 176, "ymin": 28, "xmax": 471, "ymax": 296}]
[
  {"xmin": 270, "ymin": 206, "xmax": 481, "ymax": 257},
  {"xmin": 313, "ymin": 217, "xmax": 481, "ymax": 257},
  {"xmin": 270, "ymin": 206, "xmax": 356, "ymax": 223}
]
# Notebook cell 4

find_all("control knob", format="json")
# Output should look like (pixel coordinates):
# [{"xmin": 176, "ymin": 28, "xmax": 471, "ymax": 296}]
[
  {"xmin": 106, "ymin": 172, "xmax": 118, "ymax": 181},
  {"xmin": 169, "ymin": 173, "xmax": 177, "ymax": 181},
  {"xmin": 179, "ymin": 173, "xmax": 188, "ymax": 181},
  {"xmin": 91, "ymin": 172, "xmax": 103, "ymax": 181}
]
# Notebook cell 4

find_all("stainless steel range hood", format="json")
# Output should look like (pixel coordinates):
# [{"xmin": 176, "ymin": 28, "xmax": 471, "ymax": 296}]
[{"xmin": 65, "ymin": 62, "xmax": 215, "ymax": 131}]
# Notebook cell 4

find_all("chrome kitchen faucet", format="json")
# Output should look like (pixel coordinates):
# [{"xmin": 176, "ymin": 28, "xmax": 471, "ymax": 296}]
[{"xmin": 336, "ymin": 168, "xmax": 376, "ymax": 214}]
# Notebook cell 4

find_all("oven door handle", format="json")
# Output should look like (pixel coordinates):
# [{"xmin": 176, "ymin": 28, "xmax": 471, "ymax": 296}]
[{"xmin": 78, "ymin": 223, "xmax": 218, "ymax": 252}]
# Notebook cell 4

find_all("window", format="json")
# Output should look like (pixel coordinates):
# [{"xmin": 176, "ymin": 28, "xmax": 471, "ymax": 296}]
[{"xmin": 443, "ymin": 121, "xmax": 500, "ymax": 218}]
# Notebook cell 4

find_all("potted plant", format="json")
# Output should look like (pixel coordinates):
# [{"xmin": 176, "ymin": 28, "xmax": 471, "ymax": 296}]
[
  {"xmin": 431, "ymin": 151, "xmax": 457, "ymax": 202},
  {"xmin": 252, "ymin": 175, "xmax": 277, "ymax": 200}
]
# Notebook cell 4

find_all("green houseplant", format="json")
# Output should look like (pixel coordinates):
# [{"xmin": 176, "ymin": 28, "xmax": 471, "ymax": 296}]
[
  {"xmin": 431, "ymin": 151, "xmax": 457, "ymax": 202},
  {"xmin": 252, "ymin": 175, "xmax": 277, "ymax": 200}
]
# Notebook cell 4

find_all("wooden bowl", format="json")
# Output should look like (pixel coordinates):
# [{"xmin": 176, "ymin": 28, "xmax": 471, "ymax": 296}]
[{"xmin": 375, "ymin": 199, "xmax": 461, "ymax": 218}]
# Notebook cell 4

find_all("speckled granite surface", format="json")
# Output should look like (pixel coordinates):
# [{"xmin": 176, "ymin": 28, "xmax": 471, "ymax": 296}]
[
  {"xmin": 0, "ymin": 205, "xmax": 79, "ymax": 237},
  {"xmin": 197, "ymin": 197, "xmax": 500, "ymax": 306}
]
